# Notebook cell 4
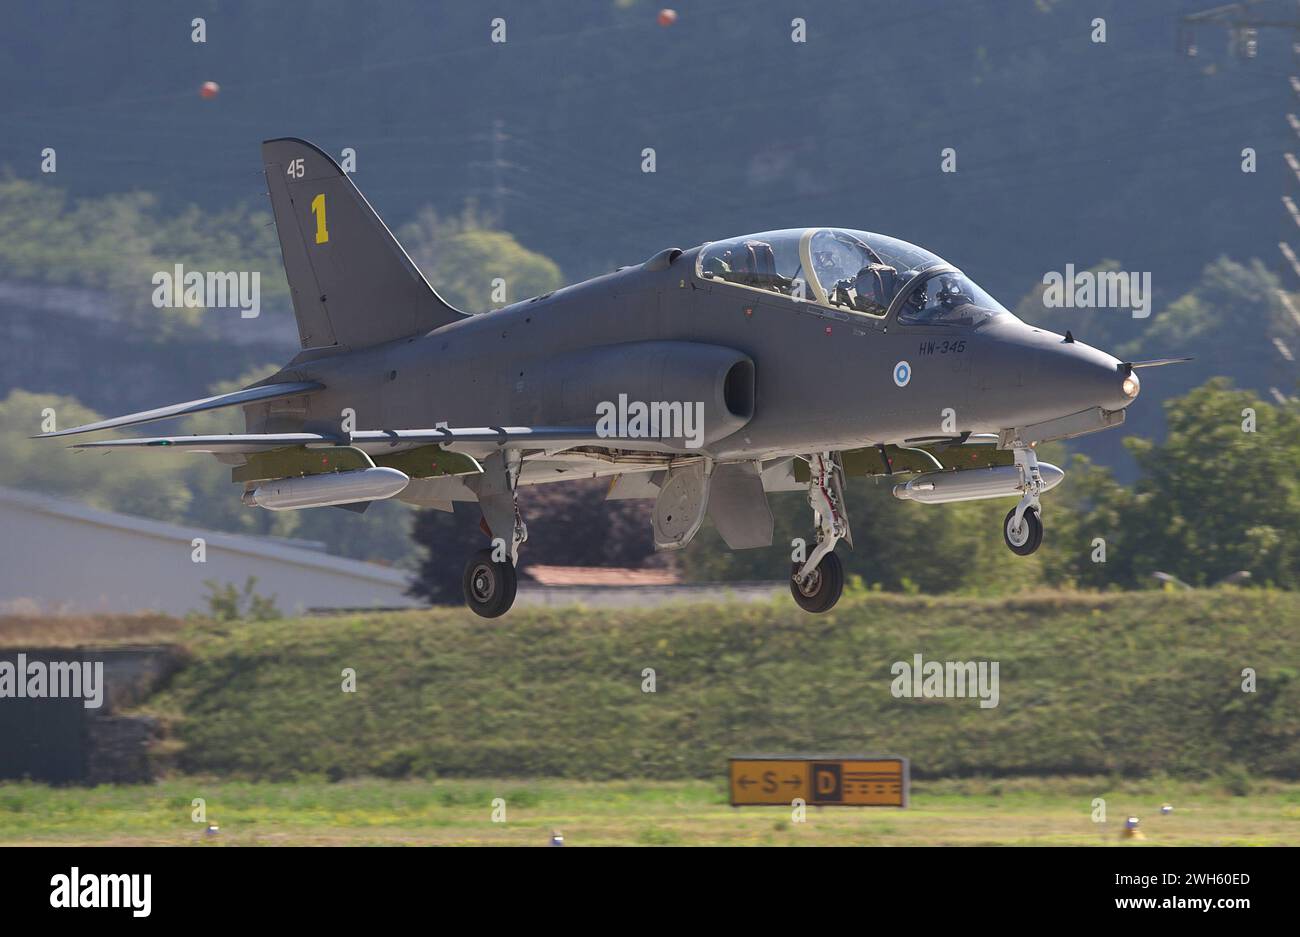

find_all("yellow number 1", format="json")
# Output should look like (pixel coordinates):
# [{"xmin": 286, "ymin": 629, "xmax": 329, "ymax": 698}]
[{"xmin": 311, "ymin": 193, "xmax": 329, "ymax": 244}]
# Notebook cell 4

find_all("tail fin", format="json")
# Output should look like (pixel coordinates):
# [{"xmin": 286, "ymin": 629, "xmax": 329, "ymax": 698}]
[{"xmin": 262, "ymin": 137, "xmax": 466, "ymax": 350}]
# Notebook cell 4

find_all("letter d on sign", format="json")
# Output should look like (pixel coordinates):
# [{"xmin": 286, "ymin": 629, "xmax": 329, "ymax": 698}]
[{"xmin": 811, "ymin": 762, "xmax": 842, "ymax": 802}]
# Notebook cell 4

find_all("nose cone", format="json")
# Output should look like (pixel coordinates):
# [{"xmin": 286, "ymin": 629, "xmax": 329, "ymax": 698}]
[
  {"xmin": 1045, "ymin": 341, "xmax": 1135, "ymax": 412},
  {"xmin": 977, "ymin": 319, "xmax": 1135, "ymax": 417}
]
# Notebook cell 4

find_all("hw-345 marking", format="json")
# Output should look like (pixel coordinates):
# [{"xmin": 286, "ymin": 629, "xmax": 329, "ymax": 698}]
[{"xmin": 917, "ymin": 339, "xmax": 967, "ymax": 356}]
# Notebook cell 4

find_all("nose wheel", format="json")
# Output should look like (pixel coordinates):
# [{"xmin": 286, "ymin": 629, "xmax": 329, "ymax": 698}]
[
  {"xmin": 1003, "ymin": 506, "xmax": 1042, "ymax": 555},
  {"xmin": 463, "ymin": 548, "xmax": 518, "ymax": 618}
]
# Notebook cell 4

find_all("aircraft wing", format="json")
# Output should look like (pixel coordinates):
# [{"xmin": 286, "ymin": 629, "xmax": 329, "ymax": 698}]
[
  {"xmin": 34, "ymin": 381, "xmax": 324, "ymax": 438},
  {"xmin": 69, "ymin": 426, "xmax": 609, "ymax": 454}
]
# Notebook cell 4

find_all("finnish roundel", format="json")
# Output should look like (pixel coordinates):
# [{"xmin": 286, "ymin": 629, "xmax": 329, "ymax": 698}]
[{"xmin": 893, "ymin": 360, "xmax": 912, "ymax": 387}]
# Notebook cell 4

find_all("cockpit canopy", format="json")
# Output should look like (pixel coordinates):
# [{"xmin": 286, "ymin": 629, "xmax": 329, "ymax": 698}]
[{"xmin": 696, "ymin": 227, "xmax": 1010, "ymax": 327}]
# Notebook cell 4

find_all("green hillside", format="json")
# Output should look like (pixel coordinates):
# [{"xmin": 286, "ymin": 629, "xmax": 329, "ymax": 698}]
[{"xmin": 145, "ymin": 590, "xmax": 1300, "ymax": 781}]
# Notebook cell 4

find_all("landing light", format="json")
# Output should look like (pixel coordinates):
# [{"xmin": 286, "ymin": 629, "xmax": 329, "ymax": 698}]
[{"xmin": 1121, "ymin": 373, "xmax": 1141, "ymax": 399}]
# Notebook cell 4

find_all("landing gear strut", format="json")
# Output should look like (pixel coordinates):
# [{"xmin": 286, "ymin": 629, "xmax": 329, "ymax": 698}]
[
  {"xmin": 463, "ymin": 450, "xmax": 527, "ymax": 618},
  {"xmin": 1003, "ymin": 442, "xmax": 1045, "ymax": 556},
  {"xmin": 790, "ymin": 452, "xmax": 849, "ymax": 613}
]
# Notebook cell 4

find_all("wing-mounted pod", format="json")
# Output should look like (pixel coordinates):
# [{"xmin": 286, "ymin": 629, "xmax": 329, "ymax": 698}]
[
  {"xmin": 892, "ymin": 462, "xmax": 1064, "ymax": 504},
  {"xmin": 816, "ymin": 438, "xmax": 1063, "ymax": 507},
  {"xmin": 542, "ymin": 341, "xmax": 755, "ymax": 449}
]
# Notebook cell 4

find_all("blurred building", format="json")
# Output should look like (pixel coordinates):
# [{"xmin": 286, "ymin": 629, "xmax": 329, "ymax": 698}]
[{"xmin": 0, "ymin": 487, "xmax": 419, "ymax": 616}]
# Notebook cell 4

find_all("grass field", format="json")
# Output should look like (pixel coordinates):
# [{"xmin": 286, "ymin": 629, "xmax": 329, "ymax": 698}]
[
  {"xmin": 2, "ymin": 592, "xmax": 1296, "ymax": 846},
  {"xmin": 123, "ymin": 589, "xmax": 1300, "ymax": 781},
  {"xmin": 2, "ymin": 776, "xmax": 1297, "ymax": 846}
]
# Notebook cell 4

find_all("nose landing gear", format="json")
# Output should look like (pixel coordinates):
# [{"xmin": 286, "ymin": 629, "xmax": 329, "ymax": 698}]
[
  {"xmin": 791, "ymin": 452, "xmax": 849, "ymax": 613},
  {"xmin": 1003, "ymin": 441, "xmax": 1046, "ymax": 556}
]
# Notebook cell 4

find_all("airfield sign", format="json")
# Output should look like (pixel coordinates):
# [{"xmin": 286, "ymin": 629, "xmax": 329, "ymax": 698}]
[{"xmin": 729, "ymin": 755, "xmax": 909, "ymax": 807}]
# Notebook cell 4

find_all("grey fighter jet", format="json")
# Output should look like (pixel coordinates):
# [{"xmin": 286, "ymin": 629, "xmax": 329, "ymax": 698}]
[{"xmin": 41, "ymin": 139, "xmax": 1188, "ymax": 617}]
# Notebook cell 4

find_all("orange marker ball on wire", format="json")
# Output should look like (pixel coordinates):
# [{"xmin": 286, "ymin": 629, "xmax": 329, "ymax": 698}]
[
  {"xmin": 657, "ymin": 9, "xmax": 677, "ymax": 27},
  {"xmin": 199, "ymin": 81, "xmax": 220, "ymax": 100}
]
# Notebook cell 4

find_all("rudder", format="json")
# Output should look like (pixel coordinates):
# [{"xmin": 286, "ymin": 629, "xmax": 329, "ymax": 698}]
[{"xmin": 262, "ymin": 137, "xmax": 466, "ymax": 350}]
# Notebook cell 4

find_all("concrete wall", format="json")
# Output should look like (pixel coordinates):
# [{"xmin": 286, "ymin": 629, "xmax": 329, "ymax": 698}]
[
  {"xmin": 0, "ymin": 645, "xmax": 178, "ymax": 784},
  {"xmin": 0, "ymin": 488, "xmax": 419, "ymax": 616}
]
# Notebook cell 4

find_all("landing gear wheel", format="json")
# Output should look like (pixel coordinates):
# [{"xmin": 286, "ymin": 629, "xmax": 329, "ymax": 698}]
[
  {"xmin": 462, "ymin": 548, "xmax": 518, "ymax": 618},
  {"xmin": 790, "ymin": 551, "xmax": 844, "ymax": 613},
  {"xmin": 1003, "ymin": 507, "xmax": 1043, "ymax": 556}
]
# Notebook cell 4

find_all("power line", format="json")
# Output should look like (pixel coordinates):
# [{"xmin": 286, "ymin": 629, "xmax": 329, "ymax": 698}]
[{"xmin": 1181, "ymin": 0, "xmax": 1300, "ymax": 392}]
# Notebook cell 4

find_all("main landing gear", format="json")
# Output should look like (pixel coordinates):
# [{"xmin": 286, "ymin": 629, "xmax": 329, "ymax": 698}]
[
  {"xmin": 791, "ymin": 551, "xmax": 844, "ymax": 613},
  {"xmin": 1003, "ymin": 442, "xmax": 1045, "ymax": 556},
  {"xmin": 463, "ymin": 548, "xmax": 517, "ymax": 618},
  {"xmin": 463, "ymin": 451, "xmax": 528, "ymax": 619},
  {"xmin": 791, "ymin": 452, "xmax": 849, "ymax": 613}
]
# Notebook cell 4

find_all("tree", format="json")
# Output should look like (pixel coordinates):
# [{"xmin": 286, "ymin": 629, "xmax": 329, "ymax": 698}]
[
  {"xmin": 0, "ymin": 175, "xmax": 288, "ymax": 337},
  {"xmin": 398, "ymin": 205, "xmax": 564, "ymax": 312},
  {"xmin": 1123, "ymin": 379, "xmax": 1300, "ymax": 588},
  {"xmin": 0, "ymin": 389, "xmax": 192, "ymax": 519}
]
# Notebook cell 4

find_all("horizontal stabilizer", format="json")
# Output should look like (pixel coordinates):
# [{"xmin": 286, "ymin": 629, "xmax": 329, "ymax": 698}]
[
  {"xmin": 34, "ymin": 381, "xmax": 323, "ymax": 439},
  {"xmin": 70, "ymin": 425, "xmax": 604, "ymax": 454}
]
